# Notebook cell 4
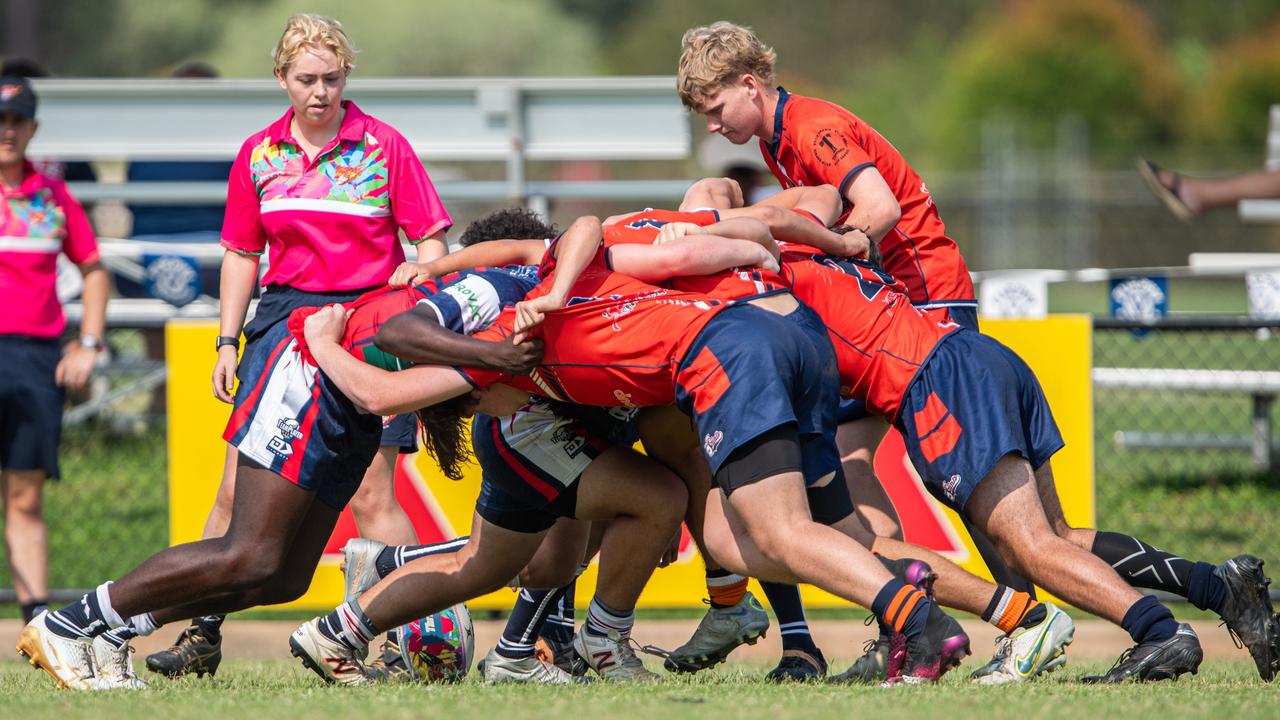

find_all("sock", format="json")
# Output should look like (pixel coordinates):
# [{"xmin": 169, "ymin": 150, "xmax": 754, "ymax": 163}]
[
  {"xmin": 20, "ymin": 600, "xmax": 48, "ymax": 624},
  {"xmin": 496, "ymin": 583, "xmax": 573, "ymax": 659},
  {"xmin": 1016, "ymin": 603, "xmax": 1048, "ymax": 631},
  {"xmin": 981, "ymin": 585, "xmax": 1039, "ymax": 635},
  {"xmin": 46, "ymin": 581, "xmax": 121, "ymax": 639},
  {"xmin": 543, "ymin": 583, "xmax": 577, "ymax": 644},
  {"xmin": 194, "ymin": 614, "xmax": 225, "ymax": 643},
  {"xmin": 1091, "ymin": 531, "xmax": 1197, "ymax": 595},
  {"xmin": 706, "ymin": 569, "xmax": 748, "ymax": 609},
  {"xmin": 128, "ymin": 613, "xmax": 159, "ymax": 637},
  {"xmin": 871, "ymin": 578, "xmax": 930, "ymax": 640},
  {"xmin": 99, "ymin": 627, "xmax": 138, "ymax": 649},
  {"xmin": 760, "ymin": 581, "xmax": 818, "ymax": 653},
  {"xmin": 1121, "ymin": 595, "xmax": 1178, "ymax": 645},
  {"xmin": 584, "ymin": 597, "xmax": 634, "ymax": 639},
  {"xmin": 1186, "ymin": 561, "xmax": 1227, "ymax": 614},
  {"xmin": 317, "ymin": 601, "xmax": 379, "ymax": 652},
  {"xmin": 375, "ymin": 536, "xmax": 471, "ymax": 579}
]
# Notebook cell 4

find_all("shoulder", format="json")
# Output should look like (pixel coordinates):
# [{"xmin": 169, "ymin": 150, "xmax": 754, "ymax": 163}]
[
  {"xmin": 786, "ymin": 94, "xmax": 862, "ymax": 133},
  {"xmin": 360, "ymin": 113, "xmax": 412, "ymax": 149}
]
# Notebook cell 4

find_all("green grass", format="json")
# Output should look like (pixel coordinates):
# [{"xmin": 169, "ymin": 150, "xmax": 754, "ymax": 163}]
[{"xmin": 0, "ymin": 660, "xmax": 1276, "ymax": 720}]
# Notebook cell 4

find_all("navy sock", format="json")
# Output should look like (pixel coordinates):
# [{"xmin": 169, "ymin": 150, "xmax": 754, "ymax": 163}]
[
  {"xmin": 543, "ymin": 588, "xmax": 576, "ymax": 644},
  {"xmin": 760, "ymin": 581, "xmax": 818, "ymax": 653},
  {"xmin": 1186, "ymin": 562, "xmax": 1228, "ymax": 614},
  {"xmin": 375, "ymin": 536, "xmax": 471, "ymax": 579},
  {"xmin": 871, "ymin": 578, "xmax": 930, "ymax": 640},
  {"xmin": 46, "ymin": 592, "xmax": 111, "ymax": 639},
  {"xmin": 20, "ymin": 600, "xmax": 47, "ymax": 624},
  {"xmin": 317, "ymin": 601, "xmax": 379, "ymax": 652},
  {"xmin": 1121, "ymin": 595, "xmax": 1178, "ymax": 644},
  {"xmin": 496, "ymin": 584, "xmax": 573, "ymax": 659}
]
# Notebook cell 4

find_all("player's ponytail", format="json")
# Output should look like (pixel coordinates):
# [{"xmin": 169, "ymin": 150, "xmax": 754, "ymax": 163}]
[{"xmin": 416, "ymin": 396, "xmax": 474, "ymax": 481}]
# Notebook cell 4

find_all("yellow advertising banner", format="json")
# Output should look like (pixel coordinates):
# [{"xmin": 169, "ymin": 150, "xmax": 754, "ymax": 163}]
[{"xmin": 166, "ymin": 315, "xmax": 1093, "ymax": 611}]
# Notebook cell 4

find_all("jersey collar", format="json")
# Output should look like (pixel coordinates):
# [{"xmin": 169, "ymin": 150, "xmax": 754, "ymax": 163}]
[
  {"xmin": 2, "ymin": 161, "xmax": 45, "ymax": 197},
  {"xmin": 767, "ymin": 86, "xmax": 792, "ymax": 159},
  {"xmin": 265, "ymin": 100, "xmax": 370, "ymax": 150}
]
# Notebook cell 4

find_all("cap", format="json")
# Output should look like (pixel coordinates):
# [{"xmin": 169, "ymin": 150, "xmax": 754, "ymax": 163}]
[{"xmin": 0, "ymin": 76, "xmax": 37, "ymax": 120}]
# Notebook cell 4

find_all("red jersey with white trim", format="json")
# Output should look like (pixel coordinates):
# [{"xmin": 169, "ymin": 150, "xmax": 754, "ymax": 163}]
[
  {"xmin": 780, "ymin": 252, "xmax": 958, "ymax": 420},
  {"xmin": 459, "ymin": 260, "xmax": 728, "ymax": 408},
  {"xmin": 760, "ymin": 89, "xmax": 973, "ymax": 307},
  {"xmin": 603, "ymin": 208, "xmax": 786, "ymax": 301}
]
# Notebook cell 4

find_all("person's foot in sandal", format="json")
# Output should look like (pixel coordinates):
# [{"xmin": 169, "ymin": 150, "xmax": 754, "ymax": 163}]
[{"xmin": 1137, "ymin": 158, "xmax": 1199, "ymax": 221}]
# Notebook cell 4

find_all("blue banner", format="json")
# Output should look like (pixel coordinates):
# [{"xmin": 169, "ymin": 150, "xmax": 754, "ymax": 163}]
[
  {"xmin": 143, "ymin": 254, "xmax": 201, "ymax": 308},
  {"xmin": 1110, "ymin": 275, "xmax": 1167, "ymax": 336}
]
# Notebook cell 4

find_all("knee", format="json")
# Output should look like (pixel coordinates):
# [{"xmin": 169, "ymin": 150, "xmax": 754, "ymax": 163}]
[
  {"xmin": 520, "ymin": 551, "xmax": 578, "ymax": 589},
  {"xmin": 208, "ymin": 540, "xmax": 286, "ymax": 592},
  {"xmin": 3, "ymin": 478, "xmax": 44, "ymax": 518},
  {"xmin": 253, "ymin": 573, "xmax": 312, "ymax": 606}
]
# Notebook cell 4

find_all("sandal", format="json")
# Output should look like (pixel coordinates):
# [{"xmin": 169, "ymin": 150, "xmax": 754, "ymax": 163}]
[{"xmin": 1137, "ymin": 157, "xmax": 1195, "ymax": 222}]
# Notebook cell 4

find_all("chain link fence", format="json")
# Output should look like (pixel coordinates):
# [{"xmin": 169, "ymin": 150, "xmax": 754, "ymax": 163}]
[{"xmin": 1093, "ymin": 318, "xmax": 1280, "ymax": 570}]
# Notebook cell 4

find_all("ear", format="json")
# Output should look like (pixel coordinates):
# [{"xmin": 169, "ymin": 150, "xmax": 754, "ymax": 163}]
[
  {"xmin": 275, "ymin": 67, "xmax": 288, "ymax": 90},
  {"xmin": 741, "ymin": 74, "xmax": 761, "ymax": 95}
]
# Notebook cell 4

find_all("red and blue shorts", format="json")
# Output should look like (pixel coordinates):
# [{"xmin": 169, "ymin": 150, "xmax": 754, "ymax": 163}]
[
  {"xmin": 895, "ymin": 330, "xmax": 1064, "ymax": 513},
  {"xmin": 223, "ymin": 320, "xmax": 381, "ymax": 510}
]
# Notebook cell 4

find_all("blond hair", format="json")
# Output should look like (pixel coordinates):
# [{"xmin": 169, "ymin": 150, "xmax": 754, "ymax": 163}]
[
  {"xmin": 272, "ymin": 14, "xmax": 357, "ymax": 76},
  {"xmin": 677, "ymin": 22, "xmax": 776, "ymax": 109}
]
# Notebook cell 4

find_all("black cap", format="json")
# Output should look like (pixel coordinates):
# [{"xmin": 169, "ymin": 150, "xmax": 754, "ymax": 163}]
[{"xmin": 0, "ymin": 76, "xmax": 37, "ymax": 120}]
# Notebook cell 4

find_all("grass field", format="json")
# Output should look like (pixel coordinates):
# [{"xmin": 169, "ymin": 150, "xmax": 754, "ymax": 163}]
[{"xmin": 2, "ymin": 659, "xmax": 1277, "ymax": 720}]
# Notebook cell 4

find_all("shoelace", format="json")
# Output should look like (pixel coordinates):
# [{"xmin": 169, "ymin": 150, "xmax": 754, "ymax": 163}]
[{"xmin": 627, "ymin": 635, "xmax": 674, "ymax": 663}]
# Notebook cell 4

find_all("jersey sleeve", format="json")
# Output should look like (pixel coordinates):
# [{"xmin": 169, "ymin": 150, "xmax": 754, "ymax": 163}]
[
  {"xmin": 220, "ymin": 137, "xmax": 267, "ymax": 256},
  {"xmin": 453, "ymin": 311, "xmax": 516, "ymax": 389},
  {"xmin": 418, "ymin": 271, "xmax": 525, "ymax": 335},
  {"xmin": 381, "ymin": 127, "xmax": 453, "ymax": 244},
  {"xmin": 792, "ymin": 111, "xmax": 877, "ymax": 197},
  {"xmin": 52, "ymin": 181, "xmax": 99, "ymax": 264}
]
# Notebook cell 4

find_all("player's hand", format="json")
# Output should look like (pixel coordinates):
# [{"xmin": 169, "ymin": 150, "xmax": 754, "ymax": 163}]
[
  {"xmin": 388, "ymin": 261, "xmax": 433, "ymax": 287},
  {"xmin": 655, "ymin": 222, "xmax": 703, "ymax": 245},
  {"xmin": 484, "ymin": 335, "xmax": 545, "ymax": 376},
  {"xmin": 212, "ymin": 345, "xmax": 239, "ymax": 403},
  {"xmin": 55, "ymin": 344, "xmax": 97, "ymax": 391},
  {"xmin": 512, "ymin": 293, "xmax": 565, "ymax": 343},
  {"xmin": 832, "ymin": 227, "xmax": 871, "ymax": 259},
  {"xmin": 758, "ymin": 248, "xmax": 781, "ymax": 274},
  {"xmin": 304, "ymin": 304, "xmax": 351, "ymax": 347}
]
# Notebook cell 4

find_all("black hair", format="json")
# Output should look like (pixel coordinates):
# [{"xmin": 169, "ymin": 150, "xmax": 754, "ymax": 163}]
[
  {"xmin": 459, "ymin": 207, "xmax": 557, "ymax": 246},
  {"xmin": 416, "ymin": 394, "xmax": 475, "ymax": 481},
  {"xmin": 835, "ymin": 224, "xmax": 883, "ymax": 266}
]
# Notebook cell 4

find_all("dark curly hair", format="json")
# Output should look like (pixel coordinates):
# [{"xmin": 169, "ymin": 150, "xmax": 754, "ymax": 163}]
[
  {"xmin": 459, "ymin": 207, "xmax": 558, "ymax": 246},
  {"xmin": 834, "ymin": 224, "xmax": 883, "ymax": 266},
  {"xmin": 416, "ymin": 394, "xmax": 476, "ymax": 481}
]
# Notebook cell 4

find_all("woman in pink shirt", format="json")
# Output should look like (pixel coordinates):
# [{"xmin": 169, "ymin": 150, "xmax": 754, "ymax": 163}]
[
  {"xmin": 0, "ymin": 75, "xmax": 109, "ymax": 626},
  {"xmin": 146, "ymin": 14, "xmax": 452, "ymax": 680}
]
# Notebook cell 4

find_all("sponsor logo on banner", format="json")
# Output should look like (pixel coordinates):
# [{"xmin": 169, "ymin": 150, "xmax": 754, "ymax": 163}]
[
  {"xmin": 1110, "ymin": 275, "xmax": 1167, "ymax": 337},
  {"xmin": 1246, "ymin": 269, "xmax": 1280, "ymax": 320},
  {"xmin": 979, "ymin": 273, "xmax": 1048, "ymax": 319}
]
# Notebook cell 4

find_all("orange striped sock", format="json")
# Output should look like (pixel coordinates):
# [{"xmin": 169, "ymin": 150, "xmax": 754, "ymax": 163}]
[
  {"xmin": 886, "ymin": 586, "xmax": 929, "ymax": 633},
  {"xmin": 707, "ymin": 574, "xmax": 748, "ymax": 608},
  {"xmin": 991, "ymin": 590, "xmax": 1037, "ymax": 635}
]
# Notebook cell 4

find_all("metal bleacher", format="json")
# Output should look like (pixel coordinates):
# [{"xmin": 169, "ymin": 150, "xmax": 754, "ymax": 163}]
[{"xmin": 36, "ymin": 77, "xmax": 695, "ymax": 325}]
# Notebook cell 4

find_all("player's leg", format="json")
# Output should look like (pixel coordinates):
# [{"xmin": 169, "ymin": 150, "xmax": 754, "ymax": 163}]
[
  {"xmin": 2, "ymin": 469, "xmax": 49, "ymax": 623},
  {"xmin": 638, "ymin": 406, "xmax": 770, "ymax": 674},
  {"xmin": 291, "ymin": 513, "xmax": 545, "ymax": 685},
  {"xmin": 1033, "ymin": 464, "xmax": 1278, "ymax": 681},
  {"xmin": 145, "ymin": 443, "xmax": 238, "ymax": 679},
  {"xmin": 679, "ymin": 176, "xmax": 745, "ymax": 212}
]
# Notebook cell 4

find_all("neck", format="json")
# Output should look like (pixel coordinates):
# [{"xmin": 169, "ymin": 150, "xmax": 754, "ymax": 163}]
[
  {"xmin": 0, "ymin": 161, "xmax": 25, "ymax": 189},
  {"xmin": 757, "ymin": 86, "xmax": 781, "ymax": 144},
  {"xmin": 291, "ymin": 103, "xmax": 345, "ymax": 149}
]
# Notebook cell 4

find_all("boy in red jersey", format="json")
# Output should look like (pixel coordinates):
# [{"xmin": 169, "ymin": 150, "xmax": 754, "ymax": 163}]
[{"xmin": 676, "ymin": 23, "xmax": 1035, "ymax": 680}]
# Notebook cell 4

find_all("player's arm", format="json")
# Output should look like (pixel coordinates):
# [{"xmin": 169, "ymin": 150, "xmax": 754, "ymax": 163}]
[
  {"xmin": 388, "ymin": 239, "xmax": 547, "ymax": 287},
  {"xmin": 608, "ymin": 235, "xmax": 777, "ymax": 282},
  {"xmin": 376, "ymin": 306, "xmax": 542, "ymax": 376},
  {"xmin": 304, "ymin": 305, "xmax": 473, "ymax": 415},
  {"xmin": 841, "ymin": 167, "xmax": 900, "ymax": 246},
  {"xmin": 512, "ymin": 215, "xmax": 601, "ymax": 338},
  {"xmin": 719, "ymin": 196, "xmax": 870, "ymax": 257}
]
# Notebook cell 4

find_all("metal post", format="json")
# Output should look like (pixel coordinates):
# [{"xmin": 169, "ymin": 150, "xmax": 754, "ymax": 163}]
[{"xmin": 1253, "ymin": 393, "xmax": 1274, "ymax": 473}]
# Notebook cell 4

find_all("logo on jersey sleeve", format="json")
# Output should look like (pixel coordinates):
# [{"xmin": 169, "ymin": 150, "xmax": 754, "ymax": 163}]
[
  {"xmin": 811, "ymin": 128, "xmax": 850, "ymax": 167},
  {"xmin": 626, "ymin": 218, "xmax": 669, "ymax": 230},
  {"xmin": 439, "ymin": 275, "xmax": 503, "ymax": 334}
]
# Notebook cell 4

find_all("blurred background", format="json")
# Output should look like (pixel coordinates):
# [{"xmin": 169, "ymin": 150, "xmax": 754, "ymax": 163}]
[{"xmin": 3, "ymin": 0, "xmax": 1279, "ymax": 606}]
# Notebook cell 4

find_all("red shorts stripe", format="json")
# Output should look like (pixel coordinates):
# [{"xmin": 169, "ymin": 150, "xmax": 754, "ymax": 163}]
[
  {"xmin": 918, "ymin": 413, "xmax": 963, "ymax": 462},
  {"xmin": 490, "ymin": 420, "xmax": 559, "ymax": 501},
  {"xmin": 676, "ymin": 346, "xmax": 732, "ymax": 415},
  {"xmin": 912, "ymin": 392, "xmax": 951, "ymax": 437}
]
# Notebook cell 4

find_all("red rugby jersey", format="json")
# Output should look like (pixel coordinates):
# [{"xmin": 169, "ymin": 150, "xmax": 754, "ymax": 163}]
[
  {"xmin": 780, "ymin": 253, "xmax": 958, "ymax": 420},
  {"xmin": 459, "ymin": 260, "xmax": 728, "ymax": 408},
  {"xmin": 760, "ymin": 89, "xmax": 973, "ymax": 307},
  {"xmin": 602, "ymin": 208, "xmax": 786, "ymax": 301}
]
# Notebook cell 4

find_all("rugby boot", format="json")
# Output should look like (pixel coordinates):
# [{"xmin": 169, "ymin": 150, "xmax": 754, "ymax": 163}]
[
  {"xmin": 363, "ymin": 636, "xmax": 412, "ymax": 683},
  {"xmin": 1214, "ymin": 554, "xmax": 1278, "ymax": 681},
  {"xmin": 144, "ymin": 624, "xmax": 222, "ymax": 678},
  {"xmin": 573, "ymin": 627, "xmax": 660, "ymax": 682},
  {"xmin": 289, "ymin": 618, "xmax": 370, "ymax": 686},
  {"xmin": 341, "ymin": 537, "xmax": 388, "ymax": 603},
  {"xmin": 827, "ymin": 633, "xmax": 890, "ymax": 684},
  {"xmin": 885, "ymin": 604, "xmax": 971, "ymax": 685},
  {"xmin": 91, "ymin": 635, "xmax": 147, "ymax": 689},
  {"xmin": 973, "ymin": 602, "xmax": 1074, "ymax": 684},
  {"xmin": 480, "ymin": 646, "xmax": 574, "ymax": 684},
  {"xmin": 765, "ymin": 646, "xmax": 827, "ymax": 682},
  {"xmin": 15, "ymin": 611, "xmax": 97, "ymax": 690},
  {"xmin": 968, "ymin": 635, "xmax": 1011, "ymax": 682},
  {"xmin": 1082, "ymin": 623, "xmax": 1203, "ymax": 684},
  {"xmin": 663, "ymin": 592, "xmax": 769, "ymax": 673},
  {"xmin": 536, "ymin": 634, "xmax": 586, "ymax": 676},
  {"xmin": 830, "ymin": 559, "xmax": 937, "ymax": 683}
]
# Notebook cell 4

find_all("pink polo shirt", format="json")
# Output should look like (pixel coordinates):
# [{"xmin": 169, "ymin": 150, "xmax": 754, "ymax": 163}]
[
  {"xmin": 0, "ymin": 162, "xmax": 100, "ymax": 338},
  {"xmin": 221, "ymin": 101, "xmax": 452, "ymax": 292}
]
